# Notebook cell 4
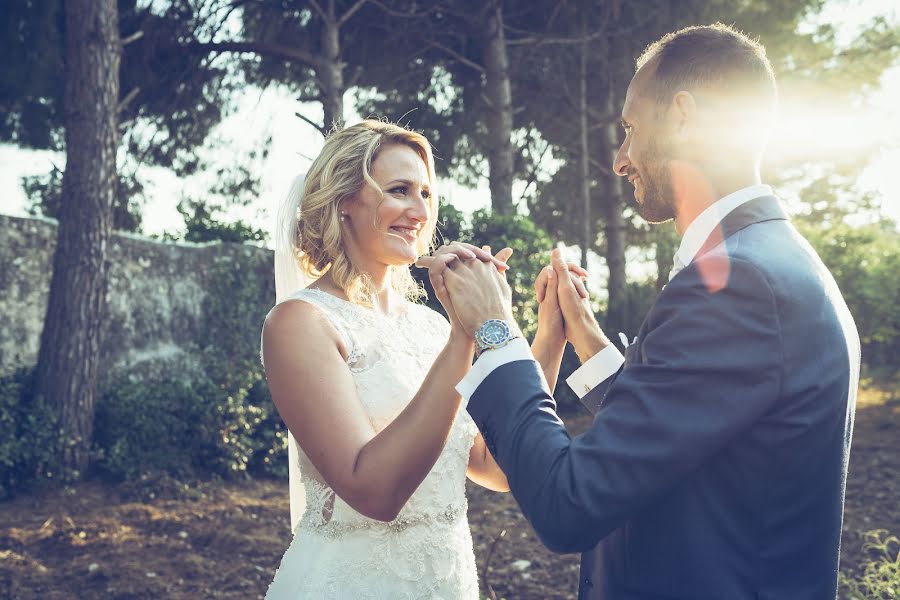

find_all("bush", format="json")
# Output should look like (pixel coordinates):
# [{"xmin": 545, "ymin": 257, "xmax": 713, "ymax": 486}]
[
  {"xmin": 199, "ymin": 247, "xmax": 286, "ymax": 478},
  {"xmin": 244, "ymin": 378, "xmax": 288, "ymax": 479},
  {"xmin": 800, "ymin": 219, "xmax": 900, "ymax": 370},
  {"xmin": 92, "ymin": 374, "xmax": 286, "ymax": 481},
  {"xmin": 840, "ymin": 530, "xmax": 900, "ymax": 600},
  {"xmin": 93, "ymin": 377, "xmax": 215, "ymax": 479},
  {"xmin": 0, "ymin": 369, "xmax": 59, "ymax": 499}
]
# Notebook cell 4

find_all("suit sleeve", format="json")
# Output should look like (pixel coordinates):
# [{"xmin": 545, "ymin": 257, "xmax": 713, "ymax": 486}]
[{"xmin": 466, "ymin": 256, "xmax": 784, "ymax": 553}]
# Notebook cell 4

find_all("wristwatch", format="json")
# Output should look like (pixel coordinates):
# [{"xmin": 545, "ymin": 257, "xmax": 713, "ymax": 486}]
[{"xmin": 474, "ymin": 319, "xmax": 519, "ymax": 356}]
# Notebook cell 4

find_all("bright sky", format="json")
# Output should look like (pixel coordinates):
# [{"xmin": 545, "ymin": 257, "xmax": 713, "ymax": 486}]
[{"xmin": 1, "ymin": 0, "xmax": 897, "ymax": 252}]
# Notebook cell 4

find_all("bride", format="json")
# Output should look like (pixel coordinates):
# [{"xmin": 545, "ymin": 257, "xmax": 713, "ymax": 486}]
[{"xmin": 261, "ymin": 119, "xmax": 515, "ymax": 598}]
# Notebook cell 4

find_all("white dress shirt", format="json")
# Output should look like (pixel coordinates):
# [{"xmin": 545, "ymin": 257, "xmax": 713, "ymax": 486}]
[{"xmin": 455, "ymin": 184, "xmax": 775, "ymax": 403}]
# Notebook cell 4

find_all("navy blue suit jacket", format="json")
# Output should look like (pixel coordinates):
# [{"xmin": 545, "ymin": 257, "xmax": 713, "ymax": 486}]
[{"xmin": 467, "ymin": 197, "xmax": 860, "ymax": 599}]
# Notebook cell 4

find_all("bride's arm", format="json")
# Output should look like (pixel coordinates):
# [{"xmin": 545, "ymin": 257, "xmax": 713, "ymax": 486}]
[
  {"xmin": 467, "ymin": 433, "xmax": 510, "ymax": 492},
  {"xmin": 263, "ymin": 300, "xmax": 476, "ymax": 523},
  {"xmin": 532, "ymin": 334, "xmax": 565, "ymax": 391}
]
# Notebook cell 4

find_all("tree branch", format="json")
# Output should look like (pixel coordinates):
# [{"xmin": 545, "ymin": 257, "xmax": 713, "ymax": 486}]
[
  {"xmin": 367, "ymin": 0, "xmax": 442, "ymax": 19},
  {"xmin": 346, "ymin": 65, "xmax": 364, "ymax": 89},
  {"xmin": 506, "ymin": 4, "xmax": 613, "ymax": 49},
  {"xmin": 426, "ymin": 40, "xmax": 485, "ymax": 74},
  {"xmin": 338, "ymin": 0, "xmax": 369, "ymax": 26},
  {"xmin": 208, "ymin": 0, "xmax": 254, "ymax": 41},
  {"xmin": 506, "ymin": 28, "xmax": 608, "ymax": 47},
  {"xmin": 120, "ymin": 30, "xmax": 144, "ymax": 46},
  {"xmin": 518, "ymin": 134, "xmax": 551, "ymax": 203},
  {"xmin": 309, "ymin": 0, "xmax": 327, "ymax": 20},
  {"xmin": 118, "ymin": 87, "xmax": 140, "ymax": 113},
  {"xmin": 185, "ymin": 40, "xmax": 327, "ymax": 70},
  {"xmin": 295, "ymin": 111, "xmax": 327, "ymax": 136}
]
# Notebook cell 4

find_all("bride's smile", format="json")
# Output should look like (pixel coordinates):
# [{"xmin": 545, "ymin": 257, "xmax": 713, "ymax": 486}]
[{"xmin": 342, "ymin": 143, "xmax": 433, "ymax": 270}]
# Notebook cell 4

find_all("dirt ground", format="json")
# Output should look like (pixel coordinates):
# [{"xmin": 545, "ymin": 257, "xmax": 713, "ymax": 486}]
[{"xmin": 1, "ymin": 382, "xmax": 897, "ymax": 600}]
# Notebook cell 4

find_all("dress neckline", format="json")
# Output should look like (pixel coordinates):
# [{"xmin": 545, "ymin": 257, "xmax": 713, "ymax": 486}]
[{"xmin": 300, "ymin": 287, "xmax": 412, "ymax": 319}]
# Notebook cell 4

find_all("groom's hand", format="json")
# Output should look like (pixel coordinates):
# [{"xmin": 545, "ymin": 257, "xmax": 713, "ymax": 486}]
[
  {"xmin": 534, "ymin": 260, "xmax": 589, "ymax": 350},
  {"xmin": 551, "ymin": 248, "xmax": 611, "ymax": 362}
]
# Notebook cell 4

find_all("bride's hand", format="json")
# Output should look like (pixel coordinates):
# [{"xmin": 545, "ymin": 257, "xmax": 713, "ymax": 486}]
[{"xmin": 429, "ymin": 245, "xmax": 513, "ymax": 341}]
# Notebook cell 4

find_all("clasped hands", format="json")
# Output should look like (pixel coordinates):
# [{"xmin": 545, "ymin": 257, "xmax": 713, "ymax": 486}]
[{"xmin": 415, "ymin": 242, "xmax": 609, "ymax": 362}]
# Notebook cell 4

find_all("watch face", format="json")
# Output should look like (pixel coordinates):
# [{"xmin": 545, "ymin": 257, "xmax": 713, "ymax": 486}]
[{"xmin": 480, "ymin": 320, "xmax": 510, "ymax": 346}]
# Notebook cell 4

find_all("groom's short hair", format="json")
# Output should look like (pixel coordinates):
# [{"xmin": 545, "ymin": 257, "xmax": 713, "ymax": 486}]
[{"xmin": 637, "ymin": 23, "xmax": 778, "ymax": 152}]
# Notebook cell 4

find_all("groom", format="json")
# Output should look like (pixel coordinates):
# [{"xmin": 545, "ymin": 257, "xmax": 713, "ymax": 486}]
[{"xmin": 420, "ymin": 24, "xmax": 860, "ymax": 600}]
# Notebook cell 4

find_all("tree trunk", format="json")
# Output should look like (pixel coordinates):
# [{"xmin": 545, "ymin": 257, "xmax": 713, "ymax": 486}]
[
  {"xmin": 481, "ymin": 2, "xmax": 514, "ymax": 215},
  {"xmin": 578, "ymin": 30, "xmax": 592, "ymax": 269},
  {"xmin": 320, "ymin": 0, "xmax": 345, "ymax": 131},
  {"xmin": 35, "ymin": 0, "xmax": 121, "ymax": 478},
  {"xmin": 601, "ymin": 89, "xmax": 627, "ymax": 332}
]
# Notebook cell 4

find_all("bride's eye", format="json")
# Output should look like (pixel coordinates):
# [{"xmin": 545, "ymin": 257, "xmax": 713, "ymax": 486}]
[{"xmin": 389, "ymin": 186, "xmax": 407, "ymax": 195}]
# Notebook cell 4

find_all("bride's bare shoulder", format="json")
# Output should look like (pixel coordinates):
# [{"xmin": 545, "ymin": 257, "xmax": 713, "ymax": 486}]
[{"xmin": 262, "ymin": 298, "xmax": 342, "ymax": 350}]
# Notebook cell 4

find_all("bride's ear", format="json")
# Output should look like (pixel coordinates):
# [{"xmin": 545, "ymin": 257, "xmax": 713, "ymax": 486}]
[{"xmin": 337, "ymin": 198, "xmax": 354, "ymax": 222}]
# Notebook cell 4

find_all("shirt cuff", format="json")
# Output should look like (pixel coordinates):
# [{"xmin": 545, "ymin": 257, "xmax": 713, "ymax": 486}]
[
  {"xmin": 456, "ymin": 337, "xmax": 533, "ymax": 405},
  {"xmin": 565, "ymin": 345, "xmax": 625, "ymax": 399}
]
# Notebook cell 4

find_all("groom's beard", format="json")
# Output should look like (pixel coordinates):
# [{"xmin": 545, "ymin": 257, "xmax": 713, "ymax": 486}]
[{"xmin": 636, "ymin": 137, "xmax": 676, "ymax": 224}]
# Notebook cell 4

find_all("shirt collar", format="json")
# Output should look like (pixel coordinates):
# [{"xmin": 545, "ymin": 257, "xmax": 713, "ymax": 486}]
[{"xmin": 674, "ymin": 184, "xmax": 773, "ymax": 268}]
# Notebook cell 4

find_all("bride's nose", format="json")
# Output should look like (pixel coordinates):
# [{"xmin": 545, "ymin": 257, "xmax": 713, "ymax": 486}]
[{"xmin": 408, "ymin": 192, "xmax": 429, "ymax": 223}]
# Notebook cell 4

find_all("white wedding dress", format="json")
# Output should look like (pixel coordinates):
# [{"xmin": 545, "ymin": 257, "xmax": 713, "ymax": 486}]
[{"xmin": 263, "ymin": 288, "xmax": 480, "ymax": 599}]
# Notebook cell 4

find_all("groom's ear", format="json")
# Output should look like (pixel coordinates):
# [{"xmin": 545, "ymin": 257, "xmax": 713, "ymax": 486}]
[{"xmin": 670, "ymin": 90, "xmax": 697, "ymax": 138}]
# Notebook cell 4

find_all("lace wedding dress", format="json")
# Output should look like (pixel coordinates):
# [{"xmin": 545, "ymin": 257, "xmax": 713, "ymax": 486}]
[{"xmin": 263, "ymin": 288, "xmax": 480, "ymax": 599}]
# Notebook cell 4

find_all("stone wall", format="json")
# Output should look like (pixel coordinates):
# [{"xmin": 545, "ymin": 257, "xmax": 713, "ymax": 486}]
[{"xmin": 0, "ymin": 214, "xmax": 275, "ymax": 384}]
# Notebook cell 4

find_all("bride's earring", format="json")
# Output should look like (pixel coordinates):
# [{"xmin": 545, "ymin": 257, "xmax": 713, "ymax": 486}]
[{"xmin": 340, "ymin": 212, "xmax": 347, "ymax": 222}]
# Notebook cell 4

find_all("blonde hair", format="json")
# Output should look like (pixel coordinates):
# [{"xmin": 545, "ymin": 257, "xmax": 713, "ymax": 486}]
[{"xmin": 292, "ymin": 119, "xmax": 437, "ymax": 306}]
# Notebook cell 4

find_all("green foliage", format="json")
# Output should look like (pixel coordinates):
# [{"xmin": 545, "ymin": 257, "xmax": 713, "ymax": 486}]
[
  {"xmin": 0, "ymin": 0, "xmax": 64, "ymax": 148},
  {"xmin": 0, "ymin": 369, "xmax": 60, "ymax": 499},
  {"xmin": 93, "ymin": 377, "xmax": 218, "ymax": 479},
  {"xmin": 168, "ymin": 198, "xmax": 268, "ymax": 244},
  {"xmin": 1, "ymin": 0, "xmax": 240, "ymax": 168},
  {"xmin": 159, "ymin": 141, "xmax": 270, "ymax": 244},
  {"xmin": 92, "ymin": 374, "xmax": 283, "ymax": 481},
  {"xmin": 199, "ymin": 248, "xmax": 284, "ymax": 477},
  {"xmin": 244, "ymin": 379, "xmax": 288, "ymax": 479},
  {"xmin": 799, "ymin": 218, "xmax": 900, "ymax": 369},
  {"xmin": 840, "ymin": 530, "xmax": 900, "ymax": 600}
]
